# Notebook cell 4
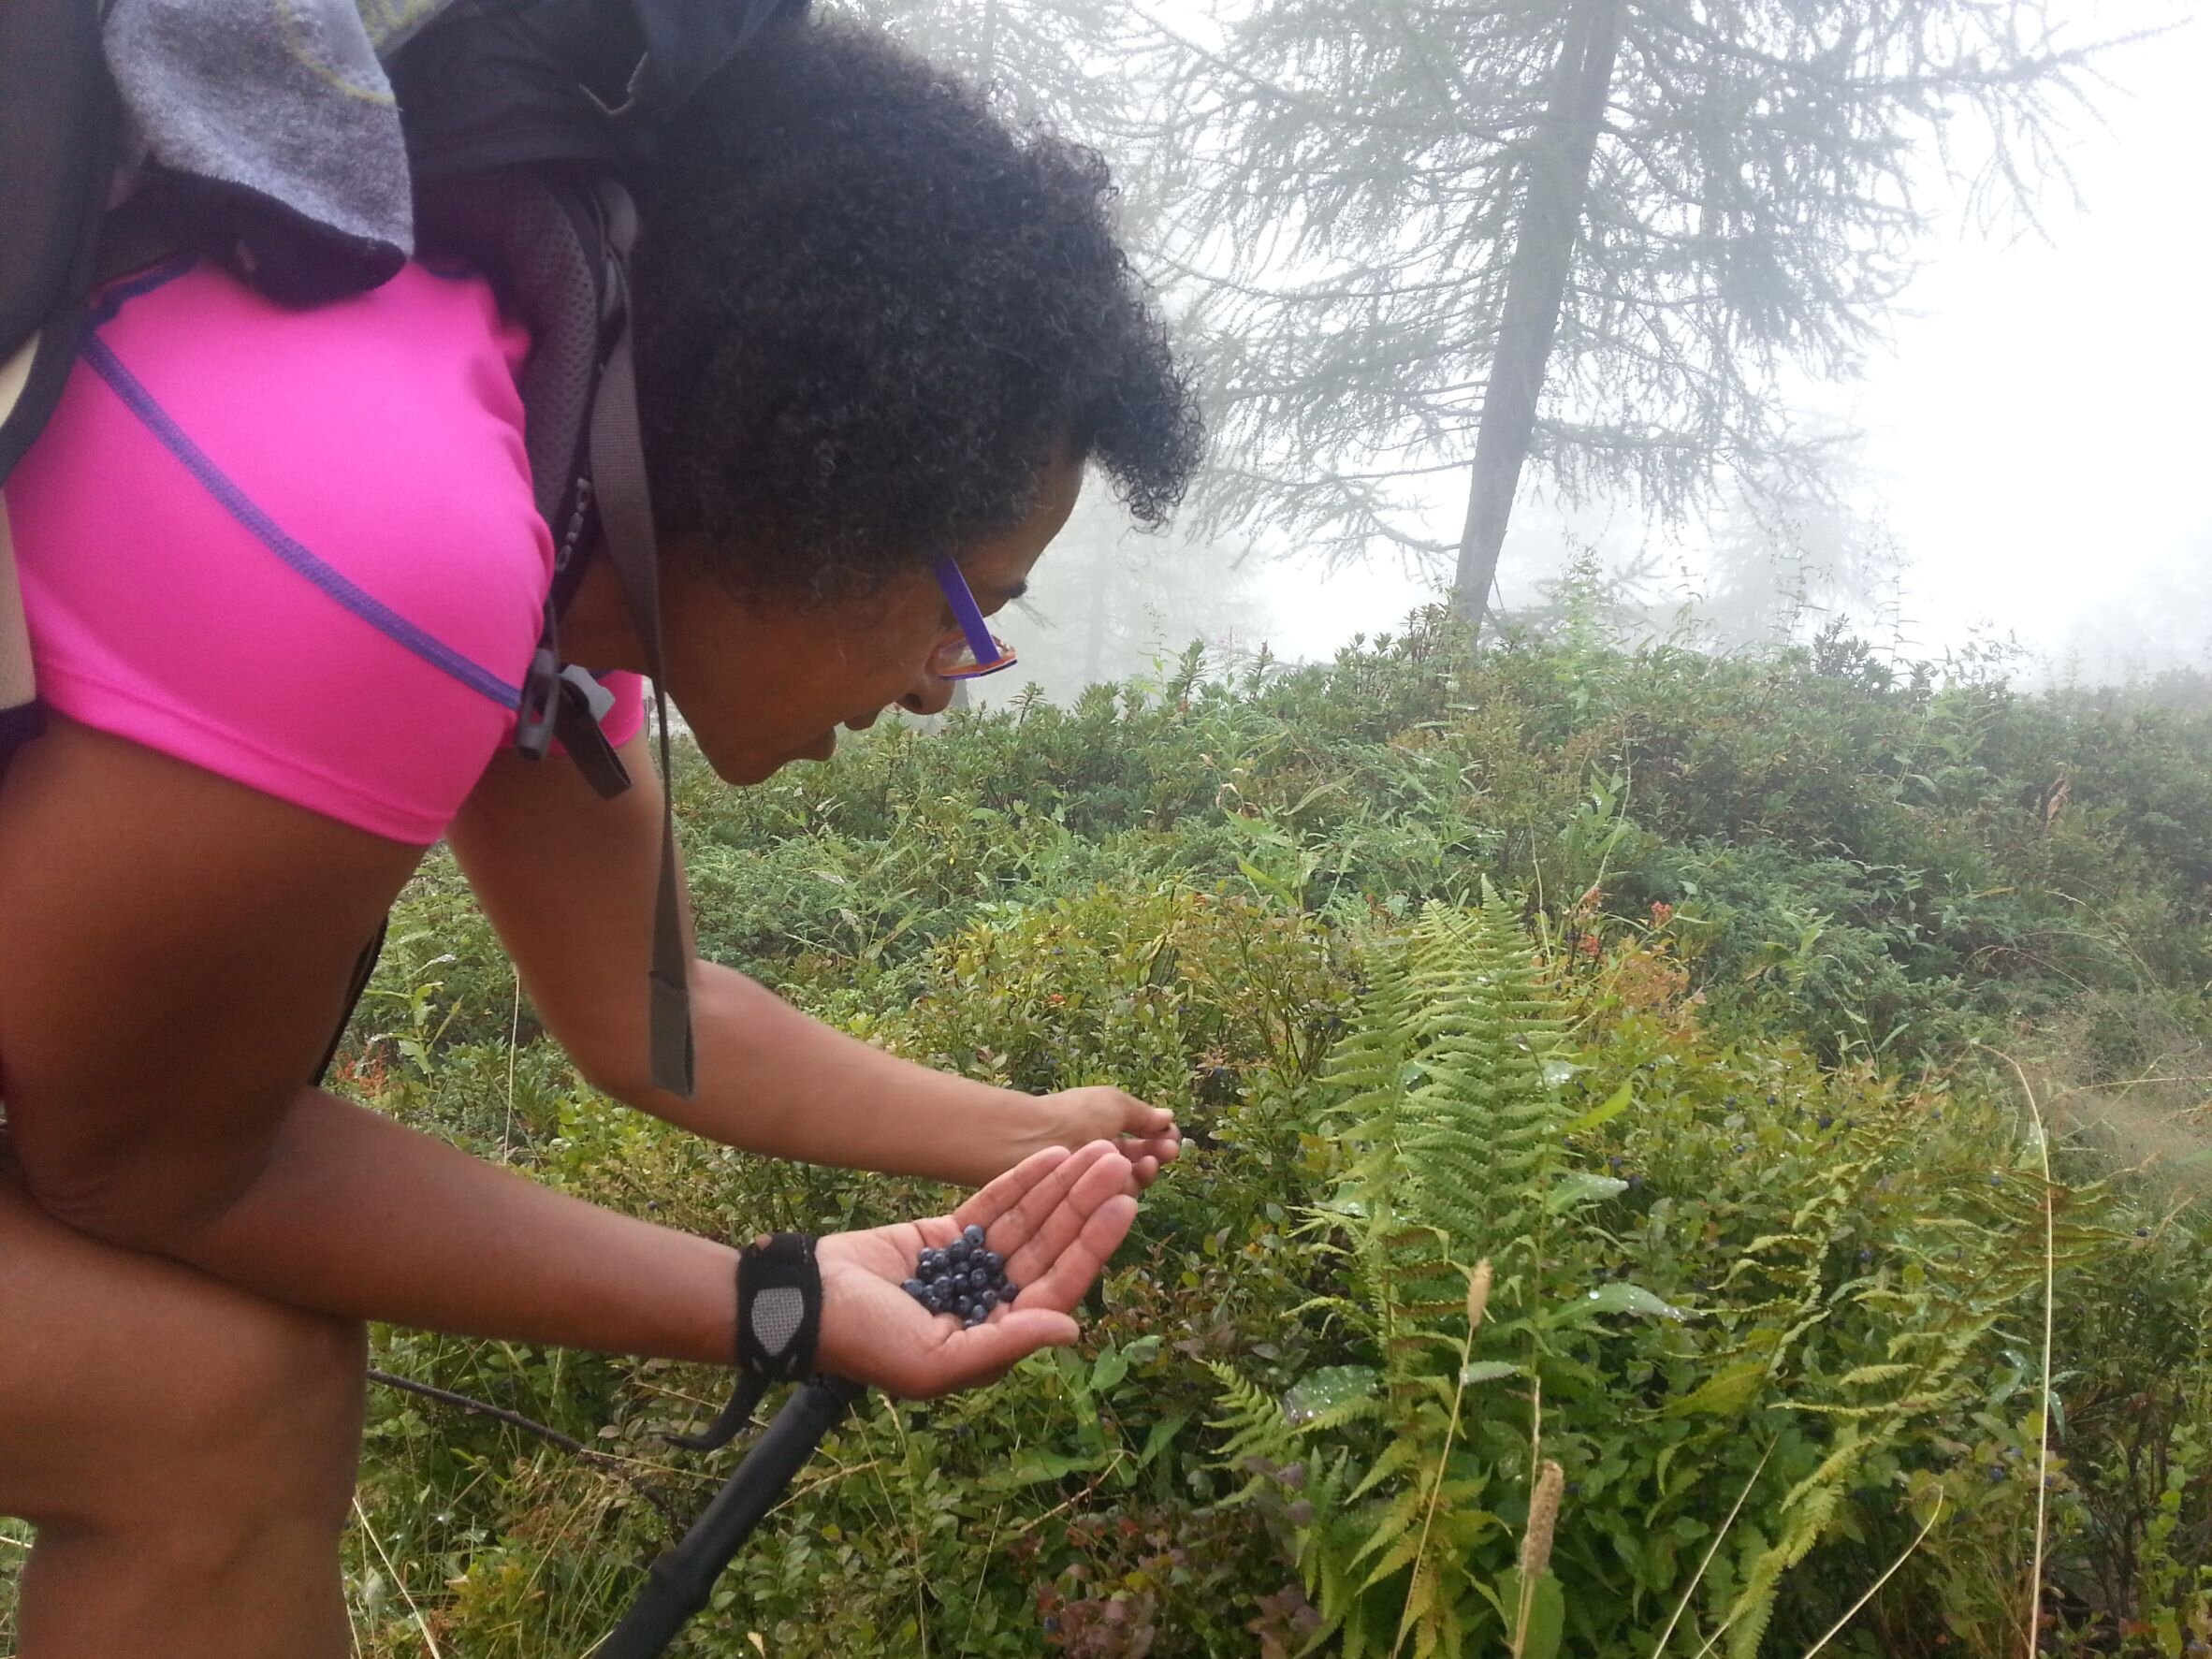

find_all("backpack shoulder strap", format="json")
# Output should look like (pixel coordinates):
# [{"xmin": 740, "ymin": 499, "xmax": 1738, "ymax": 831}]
[
  {"xmin": 0, "ymin": 0, "xmax": 121, "ymax": 753},
  {"xmin": 587, "ymin": 179, "xmax": 693, "ymax": 1099},
  {"xmin": 416, "ymin": 167, "xmax": 693, "ymax": 1094},
  {"xmin": 0, "ymin": 0, "xmax": 121, "ymax": 481}
]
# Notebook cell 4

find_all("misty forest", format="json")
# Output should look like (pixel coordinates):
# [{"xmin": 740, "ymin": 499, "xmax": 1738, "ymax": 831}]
[{"xmin": 7, "ymin": 1, "xmax": 2207, "ymax": 1655}]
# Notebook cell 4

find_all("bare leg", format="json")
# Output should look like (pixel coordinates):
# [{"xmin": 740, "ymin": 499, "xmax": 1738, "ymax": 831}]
[{"xmin": 0, "ymin": 1160, "xmax": 365, "ymax": 1659}]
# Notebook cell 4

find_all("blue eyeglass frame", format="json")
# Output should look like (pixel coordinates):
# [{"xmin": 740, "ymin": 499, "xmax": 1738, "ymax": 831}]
[{"xmin": 930, "ymin": 556, "xmax": 1018, "ymax": 677}]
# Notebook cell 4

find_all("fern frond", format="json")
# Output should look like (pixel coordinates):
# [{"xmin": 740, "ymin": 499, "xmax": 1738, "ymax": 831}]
[{"xmin": 1204, "ymin": 1360, "xmax": 1300, "ymax": 1497}]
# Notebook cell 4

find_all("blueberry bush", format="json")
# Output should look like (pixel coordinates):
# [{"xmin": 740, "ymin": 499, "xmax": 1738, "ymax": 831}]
[{"xmin": 7, "ymin": 618, "xmax": 2206, "ymax": 1656}]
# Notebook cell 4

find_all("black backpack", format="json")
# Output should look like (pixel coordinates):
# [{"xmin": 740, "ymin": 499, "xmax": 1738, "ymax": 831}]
[
  {"xmin": 0, "ymin": 0, "xmax": 805, "ymax": 1096},
  {"xmin": 0, "ymin": 1, "xmax": 115, "ymax": 752}
]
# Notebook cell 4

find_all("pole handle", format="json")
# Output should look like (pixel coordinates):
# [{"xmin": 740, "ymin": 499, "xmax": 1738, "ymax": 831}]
[{"xmin": 592, "ymin": 1375, "xmax": 866, "ymax": 1659}]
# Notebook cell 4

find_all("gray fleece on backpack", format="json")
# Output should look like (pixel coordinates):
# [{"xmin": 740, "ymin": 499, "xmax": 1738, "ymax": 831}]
[{"xmin": 102, "ymin": 0, "xmax": 458, "ymax": 256}]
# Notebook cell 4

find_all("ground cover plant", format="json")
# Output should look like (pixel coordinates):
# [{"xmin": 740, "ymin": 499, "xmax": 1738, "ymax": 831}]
[{"xmin": 5, "ymin": 618, "xmax": 2205, "ymax": 1657}]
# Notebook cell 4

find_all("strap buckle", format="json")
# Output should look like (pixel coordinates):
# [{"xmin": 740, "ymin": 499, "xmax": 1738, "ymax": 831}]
[
  {"xmin": 514, "ymin": 644, "xmax": 561, "ymax": 761},
  {"xmin": 553, "ymin": 667, "xmax": 633, "ymax": 799}
]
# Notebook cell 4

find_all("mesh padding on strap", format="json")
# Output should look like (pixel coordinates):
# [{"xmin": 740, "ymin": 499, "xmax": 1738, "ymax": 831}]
[
  {"xmin": 749, "ymin": 1286, "xmax": 805, "ymax": 1362},
  {"xmin": 413, "ymin": 170, "xmax": 600, "ymax": 530}
]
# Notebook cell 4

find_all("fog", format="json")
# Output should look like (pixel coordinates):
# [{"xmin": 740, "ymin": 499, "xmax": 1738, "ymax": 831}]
[{"xmin": 990, "ymin": 0, "xmax": 2208, "ymax": 699}]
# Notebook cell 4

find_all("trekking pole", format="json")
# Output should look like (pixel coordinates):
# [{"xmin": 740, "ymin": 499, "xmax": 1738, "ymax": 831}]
[{"xmin": 593, "ymin": 1374, "xmax": 867, "ymax": 1659}]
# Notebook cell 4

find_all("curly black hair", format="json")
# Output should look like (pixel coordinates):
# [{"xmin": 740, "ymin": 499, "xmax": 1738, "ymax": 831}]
[{"xmin": 631, "ymin": 15, "xmax": 1202, "ymax": 601}]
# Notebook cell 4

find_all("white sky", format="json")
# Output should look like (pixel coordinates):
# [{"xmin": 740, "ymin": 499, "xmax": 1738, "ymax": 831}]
[{"xmin": 1262, "ymin": 1, "xmax": 2211, "ymax": 670}]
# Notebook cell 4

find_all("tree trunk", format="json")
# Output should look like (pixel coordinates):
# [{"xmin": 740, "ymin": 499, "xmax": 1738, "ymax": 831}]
[
  {"xmin": 1451, "ymin": 0, "xmax": 1625, "ymax": 630},
  {"xmin": 1081, "ymin": 541, "xmax": 1112, "ymax": 686}
]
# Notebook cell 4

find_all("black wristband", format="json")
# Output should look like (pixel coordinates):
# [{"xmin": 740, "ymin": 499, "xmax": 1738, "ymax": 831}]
[
  {"xmin": 664, "ymin": 1232, "xmax": 822, "ymax": 1454},
  {"xmin": 735, "ymin": 1231, "xmax": 821, "ymax": 1383}
]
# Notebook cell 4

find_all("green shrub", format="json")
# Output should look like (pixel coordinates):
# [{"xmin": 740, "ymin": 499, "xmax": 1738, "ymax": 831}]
[{"xmin": 8, "ymin": 626, "xmax": 2207, "ymax": 1658}]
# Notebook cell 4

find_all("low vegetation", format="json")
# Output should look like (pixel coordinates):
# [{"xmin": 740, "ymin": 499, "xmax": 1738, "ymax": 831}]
[{"xmin": 10, "ymin": 615, "xmax": 2206, "ymax": 1656}]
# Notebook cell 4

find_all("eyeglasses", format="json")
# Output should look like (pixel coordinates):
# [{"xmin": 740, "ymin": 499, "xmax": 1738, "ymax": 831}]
[{"xmin": 930, "ymin": 555, "xmax": 1019, "ymax": 678}]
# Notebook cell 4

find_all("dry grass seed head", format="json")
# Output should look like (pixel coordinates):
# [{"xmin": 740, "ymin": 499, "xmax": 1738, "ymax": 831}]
[
  {"xmin": 1465, "ymin": 1259, "xmax": 1494, "ymax": 1333},
  {"xmin": 1521, "ymin": 1459, "xmax": 1564, "ymax": 1583}
]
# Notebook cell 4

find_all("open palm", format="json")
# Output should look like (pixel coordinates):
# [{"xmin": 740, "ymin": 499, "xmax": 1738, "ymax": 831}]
[{"xmin": 814, "ymin": 1141, "xmax": 1138, "ymax": 1397}]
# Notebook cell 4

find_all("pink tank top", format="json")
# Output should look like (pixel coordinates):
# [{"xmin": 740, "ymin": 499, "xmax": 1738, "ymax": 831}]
[{"xmin": 5, "ymin": 256, "xmax": 643, "ymax": 844}]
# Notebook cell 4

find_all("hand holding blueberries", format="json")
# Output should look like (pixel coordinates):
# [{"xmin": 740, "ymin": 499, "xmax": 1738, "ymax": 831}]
[{"xmin": 811, "ymin": 1140, "xmax": 1139, "ymax": 1398}]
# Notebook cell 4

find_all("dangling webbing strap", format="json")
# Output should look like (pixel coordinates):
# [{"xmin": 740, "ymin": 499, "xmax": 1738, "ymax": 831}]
[{"xmin": 589, "ymin": 180, "xmax": 694, "ymax": 1099}]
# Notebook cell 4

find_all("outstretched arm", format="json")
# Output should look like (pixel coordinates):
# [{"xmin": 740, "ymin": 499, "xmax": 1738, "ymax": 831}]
[
  {"xmin": 0, "ymin": 719, "xmax": 1133, "ymax": 1392},
  {"xmin": 447, "ymin": 734, "xmax": 1180, "ymax": 1189}
]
